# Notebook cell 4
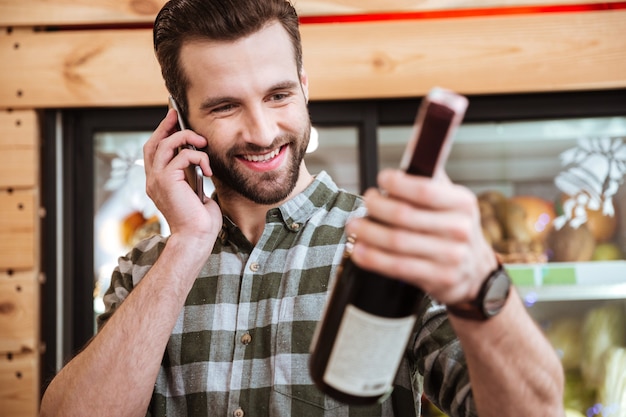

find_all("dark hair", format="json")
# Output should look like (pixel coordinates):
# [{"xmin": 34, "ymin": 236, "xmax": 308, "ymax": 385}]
[{"xmin": 154, "ymin": 0, "xmax": 302, "ymax": 115}]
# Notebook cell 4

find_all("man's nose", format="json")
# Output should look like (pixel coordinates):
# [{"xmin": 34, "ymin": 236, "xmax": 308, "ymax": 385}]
[{"xmin": 241, "ymin": 104, "xmax": 279, "ymax": 147}]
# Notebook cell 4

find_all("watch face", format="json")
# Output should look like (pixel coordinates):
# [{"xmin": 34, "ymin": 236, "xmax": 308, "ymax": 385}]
[{"xmin": 483, "ymin": 270, "xmax": 511, "ymax": 316}]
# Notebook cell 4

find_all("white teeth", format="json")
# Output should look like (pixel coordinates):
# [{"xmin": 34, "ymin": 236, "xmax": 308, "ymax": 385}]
[{"xmin": 242, "ymin": 148, "xmax": 280, "ymax": 162}]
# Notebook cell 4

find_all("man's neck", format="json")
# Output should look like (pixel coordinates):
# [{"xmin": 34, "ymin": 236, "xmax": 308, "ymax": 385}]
[{"xmin": 215, "ymin": 166, "xmax": 315, "ymax": 245}]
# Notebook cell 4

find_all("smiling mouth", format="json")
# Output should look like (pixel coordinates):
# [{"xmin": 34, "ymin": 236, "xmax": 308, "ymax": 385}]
[{"xmin": 240, "ymin": 145, "xmax": 285, "ymax": 163}]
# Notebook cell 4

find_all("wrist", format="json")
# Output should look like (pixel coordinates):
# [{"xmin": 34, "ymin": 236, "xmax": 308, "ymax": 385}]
[
  {"xmin": 166, "ymin": 232, "xmax": 216, "ymax": 261},
  {"xmin": 446, "ymin": 263, "xmax": 512, "ymax": 321}
]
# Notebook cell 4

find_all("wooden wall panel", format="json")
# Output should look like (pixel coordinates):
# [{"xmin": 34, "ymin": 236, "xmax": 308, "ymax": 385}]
[
  {"xmin": 0, "ymin": 10, "xmax": 624, "ymax": 108},
  {"xmin": 0, "ymin": 189, "xmax": 36, "ymax": 270},
  {"xmin": 0, "ymin": 28, "xmax": 167, "ymax": 108},
  {"xmin": 0, "ymin": 0, "xmax": 167, "ymax": 26},
  {"xmin": 0, "ymin": 352, "xmax": 39, "ymax": 417},
  {"xmin": 302, "ymin": 10, "xmax": 626, "ymax": 99},
  {"xmin": 0, "ymin": 271, "xmax": 38, "ymax": 354},
  {"xmin": 0, "ymin": 0, "xmax": 623, "ymax": 26},
  {"xmin": 0, "ymin": 111, "xmax": 38, "ymax": 189}
]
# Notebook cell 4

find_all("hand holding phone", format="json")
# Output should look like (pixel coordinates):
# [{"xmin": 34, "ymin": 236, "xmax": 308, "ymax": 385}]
[{"xmin": 168, "ymin": 95, "xmax": 205, "ymax": 201}]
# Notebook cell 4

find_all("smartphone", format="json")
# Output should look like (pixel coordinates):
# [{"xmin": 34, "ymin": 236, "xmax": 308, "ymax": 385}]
[
  {"xmin": 400, "ymin": 87, "xmax": 469, "ymax": 178},
  {"xmin": 168, "ymin": 95, "xmax": 204, "ymax": 201}
]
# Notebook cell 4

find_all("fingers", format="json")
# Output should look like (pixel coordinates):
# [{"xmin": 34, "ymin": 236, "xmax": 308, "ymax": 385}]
[
  {"xmin": 143, "ymin": 109, "xmax": 212, "ymax": 215},
  {"xmin": 362, "ymin": 187, "xmax": 475, "ymax": 242},
  {"xmin": 143, "ymin": 109, "xmax": 179, "ymax": 174},
  {"xmin": 155, "ymin": 144, "xmax": 212, "ymax": 178},
  {"xmin": 144, "ymin": 109, "xmax": 210, "ymax": 176},
  {"xmin": 345, "ymin": 218, "xmax": 490, "ymax": 304},
  {"xmin": 345, "ymin": 168, "xmax": 497, "ymax": 305},
  {"xmin": 346, "ymin": 231, "xmax": 474, "ymax": 302},
  {"xmin": 346, "ymin": 216, "xmax": 463, "ymax": 261},
  {"xmin": 376, "ymin": 169, "xmax": 473, "ymax": 211}
]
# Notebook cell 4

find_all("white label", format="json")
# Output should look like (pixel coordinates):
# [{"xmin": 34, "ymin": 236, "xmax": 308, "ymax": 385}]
[{"xmin": 323, "ymin": 305, "xmax": 417, "ymax": 397}]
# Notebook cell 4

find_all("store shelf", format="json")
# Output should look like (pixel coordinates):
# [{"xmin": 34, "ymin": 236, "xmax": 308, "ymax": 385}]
[
  {"xmin": 507, "ymin": 261, "xmax": 626, "ymax": 302},
  {"xmin": 518, "ymin": 283, "xmax": 626, "ymax": 302}
]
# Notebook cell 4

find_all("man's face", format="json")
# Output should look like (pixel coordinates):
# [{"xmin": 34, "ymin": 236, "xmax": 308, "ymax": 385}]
[{"xmin": 179, "ymin": 21, "xmax": 311, "ymax": 205}]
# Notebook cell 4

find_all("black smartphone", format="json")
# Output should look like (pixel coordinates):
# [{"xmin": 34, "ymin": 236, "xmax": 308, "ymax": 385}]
[{"xmin": 168, "ymin": 95, "xmax": 204, "ymax": 201}]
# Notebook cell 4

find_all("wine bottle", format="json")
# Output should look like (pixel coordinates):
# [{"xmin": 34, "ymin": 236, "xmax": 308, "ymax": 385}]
[{"xmin": 309, "ymin": 88, "xmax": 469, "ymax": 405}]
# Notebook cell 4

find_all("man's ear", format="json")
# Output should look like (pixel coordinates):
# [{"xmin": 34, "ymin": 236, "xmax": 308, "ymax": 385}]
[{"xmin": 300, "ymin": 69, "xmax": 309, "ymax": 103}]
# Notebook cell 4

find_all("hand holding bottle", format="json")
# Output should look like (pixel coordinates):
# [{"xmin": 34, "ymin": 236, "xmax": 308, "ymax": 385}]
[{"xmin": 346, "ymin": 168, "xmax": 498, "ymax": 307}]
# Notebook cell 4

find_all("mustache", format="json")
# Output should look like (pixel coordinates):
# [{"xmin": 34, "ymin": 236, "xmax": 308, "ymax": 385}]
[{"xmin": 227, "ymin": 137, "xmax": 295, "ymax": 156}]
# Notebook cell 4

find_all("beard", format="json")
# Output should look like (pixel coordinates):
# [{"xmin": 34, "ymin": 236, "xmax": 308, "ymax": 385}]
[{"xmin": 206, "ymin": 120, "xmax": 311, "ymax": 205}]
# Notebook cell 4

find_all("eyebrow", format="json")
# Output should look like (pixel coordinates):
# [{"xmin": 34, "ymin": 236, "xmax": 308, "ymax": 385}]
[
  {"xmin": 198, "ymin": 80, "xmax": 302, "ymax": 111},
  {"xmin": 268, "ymin": 80, "xmax": 301, "ymax": 93}
]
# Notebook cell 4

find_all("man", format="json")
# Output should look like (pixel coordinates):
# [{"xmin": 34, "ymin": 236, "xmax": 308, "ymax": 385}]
[{"xmin": 40, "ymin": 0, "xmax": 564, "ymax": 416}]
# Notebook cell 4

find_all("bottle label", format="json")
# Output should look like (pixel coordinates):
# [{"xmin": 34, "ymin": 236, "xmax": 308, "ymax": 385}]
[{"xmin": 323, "ymin": 305, "xmax": 417, "ymax": 397}]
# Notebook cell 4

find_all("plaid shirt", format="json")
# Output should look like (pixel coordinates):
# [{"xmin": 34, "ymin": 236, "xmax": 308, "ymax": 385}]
[{"xmin": 98, "ymin": 171, "xmax": 476, "ymax": 417}]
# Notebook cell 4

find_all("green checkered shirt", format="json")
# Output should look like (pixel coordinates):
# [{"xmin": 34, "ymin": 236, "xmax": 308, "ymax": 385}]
[{"xmin": 98, "ymin": 171, "xmax": 476, "ymax": 417}]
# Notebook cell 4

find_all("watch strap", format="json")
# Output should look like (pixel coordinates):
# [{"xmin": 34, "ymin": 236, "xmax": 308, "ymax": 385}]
[{"xmin": 446, "ymin": 263, "xmax": 510, "ymax": 321}]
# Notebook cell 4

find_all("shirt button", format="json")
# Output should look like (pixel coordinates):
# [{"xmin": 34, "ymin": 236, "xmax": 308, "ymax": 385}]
[
  {"xmin": 241, "ymin": 333, "xmax": 252, "ymax": 345},
  {"xmin": 234, "ymin": 408, "xmax": 245, "ymax": 417},
  {"xmin": 291, "ymin": 222, "xmax": 300, "ymax": 231},
  {"xmin": 249, "ymin": 262, "xmax": 260, "ymax": 272}
]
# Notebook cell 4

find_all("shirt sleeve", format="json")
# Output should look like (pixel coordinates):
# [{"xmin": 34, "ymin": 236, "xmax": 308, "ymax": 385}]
[
  {"xmin": 410, "ymin": 297, "xmax": 478, "ymax": 417},
  {"xmin": 96, "ymin": 235, "xmax": 167, "ymax": 332}
]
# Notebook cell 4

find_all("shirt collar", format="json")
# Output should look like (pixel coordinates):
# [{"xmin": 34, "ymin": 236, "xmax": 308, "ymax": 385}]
[
  {"xmin": 275, "ymin": 170, "xmax": 339, "ymax": 232},
  {"xmin": 217, "ymin": 171, "xmax": 340, "ymax": 245}
]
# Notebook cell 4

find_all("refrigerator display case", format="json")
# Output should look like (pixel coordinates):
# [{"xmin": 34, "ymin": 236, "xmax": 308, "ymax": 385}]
[
  {"xmin": 380, "ymin": 115, "xmax": 626, "ymax": 416},
  {"xmin": 42, "ymin": 90, "xmax": 626, "ymax": 413}
]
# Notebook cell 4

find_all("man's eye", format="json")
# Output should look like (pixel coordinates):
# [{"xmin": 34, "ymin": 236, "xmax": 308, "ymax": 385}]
[
  {"xmin": 213, "ymin": 104, "xmax": 235, "ymax": 113},
  {"xmin": 271, "ymin": 93, "xmax": 289, "ymax": 101}
]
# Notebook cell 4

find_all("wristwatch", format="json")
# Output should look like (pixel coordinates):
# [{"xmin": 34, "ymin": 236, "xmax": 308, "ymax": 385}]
[{"xmin": 446, "ymin": 263, "xmax": 512, "ymax": 321}]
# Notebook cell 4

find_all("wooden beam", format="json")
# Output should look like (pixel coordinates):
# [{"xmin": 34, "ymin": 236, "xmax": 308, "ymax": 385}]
[
  {"xmin": 0, "ymin": 28, "xmax": 167, "ymax": 108},
  {"xmin": 0, "ymin": 189, "xmax": 36, "ymax": 270},
  {"xmin": 0, "ymin": 0, "xmax": 167, "ymax": 27},
  {"xmin": 302, "ymin": 10, "xmax": 626, "ymax": 99},
  {"xmin": 0, "ymin": 0, "xmax": 624, "ymax": 26},
  {"xmin": 0, "ymin": 110, "xmax": 38, "ymax": 189},
  {"xmin": 0, "ymin": 10, "xmax": 624, "ymax": 108}
]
